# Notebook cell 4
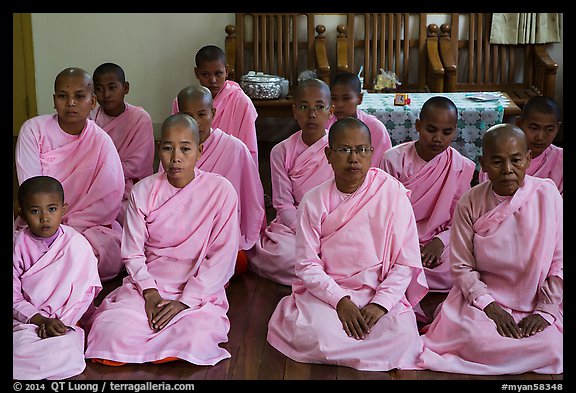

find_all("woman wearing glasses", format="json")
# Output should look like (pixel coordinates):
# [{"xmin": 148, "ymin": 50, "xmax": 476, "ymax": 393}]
[{"xmin": 267, "ymin": 117, "xmax": 427, "ymax": 371}]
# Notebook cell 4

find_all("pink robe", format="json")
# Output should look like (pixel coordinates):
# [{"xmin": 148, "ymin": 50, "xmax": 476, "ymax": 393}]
[
  {"xmin": 326, "ymin": 109, "xmax": 392, "ymax": 167},
  {"xmin": 85, "ymin": 169, "xmax": 240, "ymax": 365},
  {"xmin": 380, "ymin": 141, "xmax": 475, "ymax": 292},
  {"xmin": 478, "ymin": 144, "xmax": 563, "ymax": 196},
  {"xmin": 90, "ymin": 102, "xmax": 155, "ymax": 225},
  {"xmin": 157, "ymin": 128, "xmax": 265, "ymax": 251},
  {"xmin": 267, "ymin": 168, "xmax": 428, "ymax": 371},
  {"xmin": 13, "ymin": 225, "xmax": 102, "ymax": 380},
  {"xmin": 15, "ymin": 114, "xmax": 125, "ymax": 282},
  {"xmin": 247, "ymin": 131, "xmax": 334, "ymax": 285},
  {"xmin": 172, "ymin": 80, "xmax": 259, "ymax": 165},
  {"xmin": 418, "ymin": 176, "xmax": 563, "ymax": 375}
]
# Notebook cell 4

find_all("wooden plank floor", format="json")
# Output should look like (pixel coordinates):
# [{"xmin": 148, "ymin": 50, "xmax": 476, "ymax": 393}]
[{"xmin": 71, "ymin": 270, "xmax": 563, "ymax": 381}]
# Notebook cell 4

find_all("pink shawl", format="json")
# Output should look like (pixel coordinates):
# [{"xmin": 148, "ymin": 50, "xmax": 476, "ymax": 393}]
[
  {"xmin": 16, "ymin": 114, "xmax": 124, "ymax": 230},
  {"xmin": 267, "ymin": 168, "xmax": 428, "ymax": 371},
  {"xmin": 15, "ymin": 114, "xmax": 125, "ymax": 281},
  {"xmin": 418, "ymin": 176, "xmax": 563, "ymax": 374},
  {"xmin": 85, "ymin": 169, "xmax": 240, "ymax": 365},
  {"xmin": 13, "ymin": 225, "xmax": 101, "ymax": 380}
]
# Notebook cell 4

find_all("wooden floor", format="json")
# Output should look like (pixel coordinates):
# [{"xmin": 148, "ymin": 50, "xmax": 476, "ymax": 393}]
[{"xmin": 69, "ymin": 270, "xmax": 563, "ymax": 381}]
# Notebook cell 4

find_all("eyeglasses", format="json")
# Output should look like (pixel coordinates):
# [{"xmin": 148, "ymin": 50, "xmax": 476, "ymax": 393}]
[
  {"xmin": 295, "ymin": 104, "xmax": 330, "ymax": 113},
  {"xmin": 329, "ymin": 146, "xmax": 374, "ymax": 157}
]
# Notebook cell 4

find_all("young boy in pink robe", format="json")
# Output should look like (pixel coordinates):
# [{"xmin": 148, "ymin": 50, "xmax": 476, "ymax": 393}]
[
  {"xmin": 267, "ymin": 118, "xmax": 428, "ymax": 371},
  {"xmin": 417, "ymin": 124, "xmax": 563, "ymax": 375},
  {"xmin": 90, "ymin": 62, "xmax": 155, "ymax": 225},
  {"xmin": 85, "ymin": 114, "xmax": 240, "ymax": 366},
  {"xmin": 247, "ymin": 78, "xmax": 335, "ymax": 286},
  {"xmin": 172, "ymin": 84, "xmax": 266, "ymax": 275},
  {"xmin": 171, "ymin": 45, "xmax": 258, "ymax": 166},
  {"xmin": 380, "ymin": 96, "xmax": 475, "ymax": 294},
  {"xmin": 15, "ymin": 67, "xmax": 125, "ymax": 282},
  {"xmin": 327, "ymin": 71, "xmax": 392, "ymax": 166},
  {"xmin": 13, "ymin": 176, "xmax": 102, "ymax": 380},
  {"xmin": 478, "ymin": 96, "xmax": 563, "ymax": 196}
]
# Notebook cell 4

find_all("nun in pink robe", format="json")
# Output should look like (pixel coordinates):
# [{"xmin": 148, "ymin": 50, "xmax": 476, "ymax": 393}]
[
  {"xmin": 90, "ymin": 102, "xmax": 155, "ymax": 224},
  {"xmin": 172, "ymin": 80, "xmax": 258, "ymax": 165},
  {"xmin": 15, "ymin": 114, "xmax": 125, "ymax": 282},
  {"xmin": 13, "ymin": 225, "xmax": 102, "ymax": 380},
  {"xmin": 247, "ymin": 130, "xmax": 334, "ymax": 285},
  {"xmin": 85, "ymin": 168, "xmax": 240, "ymax": 365},
  {"xmin": 267, "ymin": 167, "xmax": 428, "ymax": 371},
  {"xmin": 380, "ymin": 141, "xmax": 475, "ymax": 292},
  {"xmin": 158, "ymin": 127, "xmax": 265, "ymax": 252},
  {"xmin": 478, "ymin": 144, "xmax": 563, "ymax": 196},
  {"xmin": 327, "ymin": 109, "xmax": 392, "ymax": 167},
  {"xmin": 417, "ymin": 175, "xmax": 563, "ymax": 375}
]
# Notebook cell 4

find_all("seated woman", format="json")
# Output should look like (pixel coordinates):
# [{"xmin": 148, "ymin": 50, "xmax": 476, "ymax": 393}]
[
  {"xmin": 267, "ymin": 117, "xmax": 428, "ymax": 371},
  {"xmin": 84, "ymin": 114, "xmax": 240, "ymax": 366},
  {"xmin": 417, "ymin": 124, "xmax": 563, "ymax": 375}
]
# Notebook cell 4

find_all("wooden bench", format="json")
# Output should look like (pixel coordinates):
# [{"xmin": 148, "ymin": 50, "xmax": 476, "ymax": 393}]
[
  {"xmin": 335, "ymin": 13, "xmax": 446, "ymax": 93},
  {"xmin": 437, "ymin": 13, "xmax": 558, "ymax": 109},
  {"xmin": 224, "ymin": 13, "xmax": 331, "ymax": 118}
]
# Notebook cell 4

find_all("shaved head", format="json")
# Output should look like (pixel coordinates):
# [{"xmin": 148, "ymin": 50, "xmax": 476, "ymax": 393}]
[
  {"xmin": 161, "ymin": 113, "xmax": 200, "ymax": 145},
  {"xmin": 54, "ymin": 67, "xmax": 93, "ymax": 93},
  {"xmin": 482, "ymin": 123, "xmax": 527, "ymax": 155},
  {"xmin": 177, "ymin": 85, "xmax": 213, "ymax": 110}
]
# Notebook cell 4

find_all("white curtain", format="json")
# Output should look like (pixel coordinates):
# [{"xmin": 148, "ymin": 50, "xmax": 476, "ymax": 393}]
[{"xmin": 490, "ymin": 13, "xmax": 561, "ymax": 44}]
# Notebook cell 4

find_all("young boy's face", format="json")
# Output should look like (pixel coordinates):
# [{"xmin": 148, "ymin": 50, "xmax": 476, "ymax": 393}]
[
  {"xmin": 94, "ymin": 72, "xmax": 129, "ymax": 117},
  {"xmin": 516, "ymin": 111, "xmax": 559, "ymax": 158},
  {"xmin": 178, "ymin": 98, "xmax": 215, "ymax": 143},
  {"xmin": 194, "ymin": 60, "xmax": 229, "ymax": 98},
  {"xmin": 480, "ymin": 134, "xmax": 531, "ymax": 196},
  {"xmin": 53, "ymin": 75, "xmax": 96, "ymax": 134},
  {"xmin": 330, "ymin": 84, "xmax": 362, "ymax": 119},
  {"xmin": 19, "ymin": 191, "xmax": 67, "ymax": 238},
  {"xmin": 415, "ymin": 108, "xmax": 457, "ymax": 161},
  {"xmin": 159, "ymin": 124, "xmax": 203, "ymax": 188},
  {"xmin": 292, "ymin": 86, "xmax": 333, "ymax": 134}
]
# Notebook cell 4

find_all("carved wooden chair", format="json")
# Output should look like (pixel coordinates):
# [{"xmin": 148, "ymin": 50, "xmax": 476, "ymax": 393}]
[
  {"xmin": 224, "ymin": 13, "xmax": 330, "ymax": 117},
  {"xmin": 335, "ymin": 13, "xmax": 445, "ymax": 93},
  {"xmin": 438, "ymin": 13, "xmax": 558, "ymax": 108}
]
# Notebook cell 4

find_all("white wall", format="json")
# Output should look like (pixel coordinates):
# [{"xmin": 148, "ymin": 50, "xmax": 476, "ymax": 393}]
[
  {"xmin": 31, "ymin": 13, "xmax": 235, "ymax": 138},
  {"xmin": 31, "ymin": 12, "xmax": 563, "ymax": 136}
]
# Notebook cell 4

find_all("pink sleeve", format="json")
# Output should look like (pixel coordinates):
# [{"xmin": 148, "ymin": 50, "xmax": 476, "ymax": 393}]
[
  {"xmin": 270, "ymin": 143, "xmax": 298, "ymax": 231},
  {"xmin": 15, "ymin": 120, "xmax": 43, "ymax": 184},
  {"xmin": 122, "ymin": 188, "xmax": 157, "ymax": 293},
  {"xmin": 450, "ymin": 195, "xmax": 490, "ymax": 304},
  {"xmin": 371, "ymin": 264, "xmax": 412, "ymax": 313},
  {"xmin": 472, "ymin": 293, "xmax": 496, "ymax": 311},
  {"xmin": 535, "ymin": 270, "xmax": 563, "ymax": 322},
  {"xmin": 179, "ymin": 184, "xmax": 239, "ymax": 308},
  {"xmin": 13, "ymin": 258, "xmax": 41, "ymax": 323}
]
